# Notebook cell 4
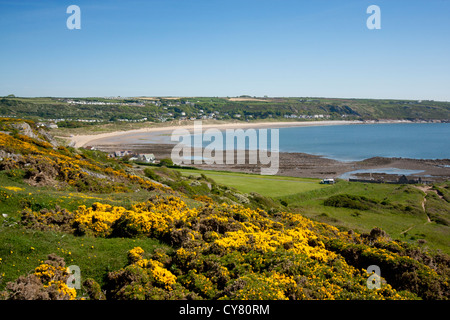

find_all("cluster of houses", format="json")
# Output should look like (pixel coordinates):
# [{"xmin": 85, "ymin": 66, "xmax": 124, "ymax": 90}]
[
  {"xmin": 107, "ymin": 150, "xmax": 156, "ymax": 163},
  {"xmin": 63, "ymin": 99, "xmax": 145, "ymax": 107},
  {"xmin": 284, "ymin": 114, "xmax": 332, "ymax": 119},
  {"xmin": 36, "ymin": 122, "xmax": 59, "ymax": 129},
  {"xmin": 349, "ymin": 175, "xmax": 431, "ymax": 185},
  {"xmin": 159, "ymin": 109, "xmax": 220, "ymax": 122},
  {"xmin": 39, "ymin": 118, "xmax": 104, "ymax": 125}
]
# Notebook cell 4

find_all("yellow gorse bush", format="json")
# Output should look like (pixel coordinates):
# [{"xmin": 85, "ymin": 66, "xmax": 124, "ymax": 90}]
[
  {"xmin": 33, "ymin": 261, "xmax": 77, "ymax": 300},
  {"xmin": 34, "ymin": 263, "xmax": 67, "ymax": 283},
  {"xmin": 0, "ymin": 130, "xmax": 169, "ymax": 193},
  {"xmin": 130, "ymin": 248, "xmax": 177, "ymax": 290},
  {"xmin": 128, "ymin": 246, "xmax": 145, "ymax": 263},
  {"xmin": 73, "ymin": 203, "xmax": 126, "ymax": 237},
  {"xmin": 71, "ymin": 196, "xmax": 198, "ymax": 237},
  {"xmin": 43, "ymin": 280, "xmax": 77, "ymax": 300},
  {"xmin": 26, "ymin": 195, "xmax": 423, "ymax": 300}
]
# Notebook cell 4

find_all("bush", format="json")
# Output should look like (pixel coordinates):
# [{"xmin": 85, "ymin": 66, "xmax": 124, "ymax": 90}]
[
  {"xmin": 324, "ymin": 194, "xmax": 377, "ymax": 210},
  {"xmin": 1, "ymin": 254, "xmax": 76, "ymax": 300},
  {"xmin": 143, "ymin": 168, "xmax": 160, "ymax": 181},
  {"xmin": 158, "ymin": 158, "xmax": 173, "ymax": 167},
  {"xmin": 83, "ymin": 279, "xmax": 106, "ymax": 300}
]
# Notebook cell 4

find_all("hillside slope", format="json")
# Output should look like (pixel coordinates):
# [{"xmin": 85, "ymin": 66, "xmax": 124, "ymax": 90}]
[
  {"xmin": 1, "ymin": 97, "xmax": 449, "ymax": 125},
  {"xmin": 0, "ymin": 118, "xmax": 448, "ymax": 300}
]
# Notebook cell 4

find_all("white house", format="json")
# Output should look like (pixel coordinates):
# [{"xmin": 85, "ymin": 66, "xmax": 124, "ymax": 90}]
[
  {"xmin": 138, "ymin": 153, "xmax": 156, "ymax": 163},
  {"xmin": 114, "ymin": 150, "xmax": 133, "ymax": 157},
  {"xmin": 45, "ymin": 123, "xmax": 58, "ymax": 129}
]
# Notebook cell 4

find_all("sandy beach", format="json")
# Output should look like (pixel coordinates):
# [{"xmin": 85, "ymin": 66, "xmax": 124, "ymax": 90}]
[{"xmin": 68, "ymin": 119, "xmax": 411, "ymax": 148}]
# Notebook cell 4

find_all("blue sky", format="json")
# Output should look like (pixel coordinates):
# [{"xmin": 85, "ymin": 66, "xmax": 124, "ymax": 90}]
[{"xmin": 0, "ymin": 0, "xmax": 449, "ymax": 100}]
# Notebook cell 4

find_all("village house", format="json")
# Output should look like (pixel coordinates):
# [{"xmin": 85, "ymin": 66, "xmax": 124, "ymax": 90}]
[
  {"xmin": 138, "ymin": 153, "xmax": 156, "ymax": 163},
  {"xmin": 113, "ymin": 150, "xmax": 134, "ymax": 158}
]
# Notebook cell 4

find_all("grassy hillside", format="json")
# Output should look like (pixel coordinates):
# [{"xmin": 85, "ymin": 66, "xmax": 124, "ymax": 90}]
[
  {"xmin": 1, "ymin": 96, "xmax": 449, "ymax": 127},
  {"xmin": 174, "ymin": 169, "xmax": 328, "ymax": 197},
  {"xmin": 177, "ymin": 169, "xmax": 450, "ymax": 254},
  {"xmin": 0, "ymin": 117, "xmax": 449, "ymax": 300}
]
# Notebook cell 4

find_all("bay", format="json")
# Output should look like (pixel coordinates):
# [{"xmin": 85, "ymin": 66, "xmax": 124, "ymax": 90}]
[{"xmin": 276, "ymin": 123, "xmax": 450, "ymax": 161}]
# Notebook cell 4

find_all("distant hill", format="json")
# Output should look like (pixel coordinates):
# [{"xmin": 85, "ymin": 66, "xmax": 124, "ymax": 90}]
[{"xmin": 1, "ymin": 96, "xmax": 449, "ymax": 128}]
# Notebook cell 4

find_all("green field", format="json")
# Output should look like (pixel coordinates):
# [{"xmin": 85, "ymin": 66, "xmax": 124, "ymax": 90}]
[
  {"xmin": 176, "ymin": 168, "xmax": 450, "ymax": 253},
  {"xmin": 175, "ymin": 169, "xmax": 329, "ymax": 197},
  {"xmin": 279, "ymin": 182, "xmax": 449, "ymax": 252}
]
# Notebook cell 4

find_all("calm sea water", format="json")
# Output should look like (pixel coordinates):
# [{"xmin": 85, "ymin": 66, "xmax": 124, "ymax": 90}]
[
  {"xmin": 277, "ymin": 123, "xmax": 450, "ymax": 161},
  {"xmin": 193, "ymin": 123, "xmax": 450, "ymax": 161},
  {"xmin": 109, "ymin": 122, "xmax": 449, "ymax": 162}
]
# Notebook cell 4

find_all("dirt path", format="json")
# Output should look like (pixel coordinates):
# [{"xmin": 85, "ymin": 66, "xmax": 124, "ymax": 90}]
[
  {"xmin": 422, "ymin": 196, "xmax": 431, "ymax": 223},
  {"xmin": 400, "ymin": 186, "xmax": 433, "ymax": 235},
  {"xmin": 414, "ymin": 186, "xmax": 433, "ymax": 223},
  {"xmin": 400, "ymin": 225, "xmax": 415, "ymax": 235},
  {"xmin": 416, "ymin": 185, "xmax": 444, "ymax": 200}
]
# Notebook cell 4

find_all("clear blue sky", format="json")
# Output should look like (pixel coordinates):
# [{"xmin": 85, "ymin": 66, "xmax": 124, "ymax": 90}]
[{"xmin": 1, "ymin": 0, "xmax": 449, "ymax": 100}]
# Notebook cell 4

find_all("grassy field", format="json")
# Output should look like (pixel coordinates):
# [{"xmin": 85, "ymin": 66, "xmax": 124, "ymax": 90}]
[
  {"xmin": 176, "ymin": 168, "xmax": 450, "ymax": 254},
  {"xmin": 175, "ymin": 168, "xmax": 329, "ymax": 197},
  {"xmin": 0, "ymin": 171, "xmax": 175, "ymax": 288},
  {"xmin": 280, "ymin": 181, "xmax": 450, "ymax": 253},
  {"xmin": 0, "ymin": 226, "xmax": 169, "ymax": 289}
]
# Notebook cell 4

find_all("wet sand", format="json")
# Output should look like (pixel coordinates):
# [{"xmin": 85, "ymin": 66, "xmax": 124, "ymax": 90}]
[{"xmin": 91, "ymin": 143, "xmax": 450, "ymax": 182}]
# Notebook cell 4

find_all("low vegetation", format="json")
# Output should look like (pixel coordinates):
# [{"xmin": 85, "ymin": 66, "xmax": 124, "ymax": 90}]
[{"xmin": 0, "ymin": 117, "xmax": 449, "ymax": 300}]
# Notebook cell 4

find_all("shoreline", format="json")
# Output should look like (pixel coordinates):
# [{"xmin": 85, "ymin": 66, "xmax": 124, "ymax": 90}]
[
  {"xmin": 89, "ymin": 143, "xmax": 450, "ymax": 182},
  {"xmin": 66, "ymin": 120, "xmax": 450, "ymax": 181},
  {"xmin": 67, "ymin": 119, "xmax": 423, "ymax": 148}
]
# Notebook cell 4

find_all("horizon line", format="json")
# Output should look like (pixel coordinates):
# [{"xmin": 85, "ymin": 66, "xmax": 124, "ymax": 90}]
[{"xmin": 2, "ymin": 95, "xmax": 449, "ymax": 103}]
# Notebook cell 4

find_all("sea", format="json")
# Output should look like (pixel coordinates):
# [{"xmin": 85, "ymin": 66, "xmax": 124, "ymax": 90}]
[
  {"xmin": 98, "ymin": 122, "xmax": 450, "ymax": 162},
  {"xmin": 191, "ymin": 122, "xmax": 450, "ymax": 162},
  {"xmin": 276, "ymin": 122, "xmax": 450, "ymax": 161}
]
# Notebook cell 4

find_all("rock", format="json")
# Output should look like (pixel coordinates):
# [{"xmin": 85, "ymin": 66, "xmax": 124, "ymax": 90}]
[
  {"xmin": 12, "ymin": 122, "xmax": 38, "ymax": 139},
  {"xmin": 38, "ymin": 128, "xmax": 59, "ymax": 147},
  {"xmin": 0, "ymin": 149, "xmax": 20, "ymax": 160}
]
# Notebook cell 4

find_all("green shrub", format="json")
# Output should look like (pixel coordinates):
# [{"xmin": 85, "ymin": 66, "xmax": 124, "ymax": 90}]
[
  {"xmin": 324, "ymin": 194, "xmax": 377, "ymax": 210},
  {"xmin": 143, "ymin": 168, "xmax": 159, "ymax": 181},
  {"xmin": 158, "ymin": 158, "xmax": 174, "ymax": 167}
]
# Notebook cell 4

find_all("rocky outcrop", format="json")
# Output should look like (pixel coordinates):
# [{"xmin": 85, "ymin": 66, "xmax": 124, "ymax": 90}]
[
  {"xmin": 11, "ymin": 122, "xmax": 38, "ymax": 139},
  {"xmin": 38, "ymin": 128, "xmax": 59, "ymax": 147}
]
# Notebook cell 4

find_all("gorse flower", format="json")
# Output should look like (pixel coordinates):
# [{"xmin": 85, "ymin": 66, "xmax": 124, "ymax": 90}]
[
  {"xmin": 128, "ymin": 248, "xmax": 177, "ymax": 290},
  {"xmin": 128, "ymin": 246, "xmax": 145, "ymax": 264}
]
